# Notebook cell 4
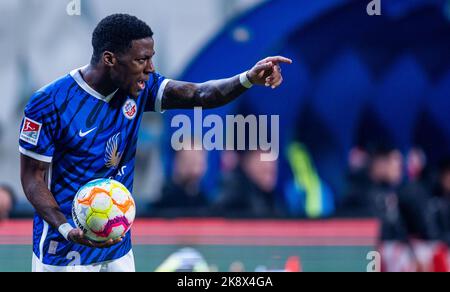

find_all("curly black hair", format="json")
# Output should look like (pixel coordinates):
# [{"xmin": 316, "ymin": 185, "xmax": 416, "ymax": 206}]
[{"xmin": 91, "ymin": 14, "xmax": 154, "ymax": 64}]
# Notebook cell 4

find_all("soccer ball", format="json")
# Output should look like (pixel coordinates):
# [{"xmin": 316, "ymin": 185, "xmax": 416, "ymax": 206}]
[{"xmin": 72, "ymin": 179, "xmax": 136, "ymax": 242}]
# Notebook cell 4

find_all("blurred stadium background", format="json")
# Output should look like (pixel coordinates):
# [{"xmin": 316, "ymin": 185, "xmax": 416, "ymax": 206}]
[{"xmin": 1, "ymin": 0, "xmax": 450, "ymax": 271}]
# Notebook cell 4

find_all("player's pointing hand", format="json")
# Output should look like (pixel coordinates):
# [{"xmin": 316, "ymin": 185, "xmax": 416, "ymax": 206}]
[{"xmin": 247, "ymin": 56, "xmax": 293, "ymax": 89}]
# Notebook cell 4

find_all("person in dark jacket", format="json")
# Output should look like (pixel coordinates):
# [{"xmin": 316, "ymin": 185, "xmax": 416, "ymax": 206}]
[
  {"xmin": 213, "ymin": 150, "xmax": 284, "ymax": 218},
  {"xmin": 152, "ymin": 147, "xmax": 209, "ymax": 217},
  {"xmin": 426, "ymin": 158, "xmax": 450, "ymax": 245},
  {"xmin": 341, "ymin": 145, "xmax": 408, "ymax": 240}
]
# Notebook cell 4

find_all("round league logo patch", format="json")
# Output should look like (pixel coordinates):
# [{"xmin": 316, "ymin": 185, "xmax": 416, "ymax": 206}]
[{"xmin": 122, "ymin": 99, "xmax": 137, "ymax": 120}]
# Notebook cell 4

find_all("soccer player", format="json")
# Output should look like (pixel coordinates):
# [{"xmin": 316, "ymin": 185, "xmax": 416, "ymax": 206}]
[{"xmin": 19, "ymin": 14, "xmax": 291, "ymax": 272}]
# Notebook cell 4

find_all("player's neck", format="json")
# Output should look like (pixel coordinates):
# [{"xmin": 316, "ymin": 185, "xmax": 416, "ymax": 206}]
[{"xmin": 80, "ymin": 65, "xmax": 118, "ymax": 97}]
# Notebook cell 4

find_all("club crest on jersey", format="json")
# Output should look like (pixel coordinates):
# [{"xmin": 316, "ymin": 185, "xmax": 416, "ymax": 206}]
[
  {"xmin": 20, "ymin": 117, "xmax": 42, "ymax": 146},
  {"xmin": 105, "ymin": 133, "xmax": 123, "ymax": 169},
  {"xmin": 122, "ymin": 99, "xmax": 137, "ymax": 120}
]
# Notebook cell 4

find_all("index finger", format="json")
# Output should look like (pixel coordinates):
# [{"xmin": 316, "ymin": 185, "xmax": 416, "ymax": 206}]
[{"xmin": 262, "ymin": 56, "xmax": 293, "ymax": 65}]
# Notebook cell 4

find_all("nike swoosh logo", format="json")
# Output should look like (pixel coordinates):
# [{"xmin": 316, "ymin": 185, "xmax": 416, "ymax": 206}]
[{"xmin": 79, "ymin": 128, "xmax": 97, "ymax": 137}]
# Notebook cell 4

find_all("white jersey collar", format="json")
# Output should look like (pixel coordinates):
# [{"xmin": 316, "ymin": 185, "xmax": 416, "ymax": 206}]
[{"xmin": 70, "ymin": 65, "xmax": 118, "ymax": 102}]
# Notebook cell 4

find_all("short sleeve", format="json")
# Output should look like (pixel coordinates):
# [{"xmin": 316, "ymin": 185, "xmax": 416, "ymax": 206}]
[
  {"xmin": 19, "ymin": 92, "xmax": 58, "ymax": 163},
  {"xmin": 144, "ymin": 73, "xmax": 171, "ymax": 113}
]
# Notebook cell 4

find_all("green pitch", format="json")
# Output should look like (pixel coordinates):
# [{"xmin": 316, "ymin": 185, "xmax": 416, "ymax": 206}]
[{"xmin": 0, "ymin": 244, "xmax": 373, "ymax": 272}]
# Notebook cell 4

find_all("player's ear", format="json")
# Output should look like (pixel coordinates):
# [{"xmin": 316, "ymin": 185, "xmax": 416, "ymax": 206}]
[{"xmin": 102, "ymin": 51, "xmax": 115, "ymax": 67}]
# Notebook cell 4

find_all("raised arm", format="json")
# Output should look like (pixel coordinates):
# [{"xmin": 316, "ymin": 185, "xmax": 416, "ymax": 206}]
[
  {"xmin": 162, "ymin": 56, "xmax": 292, "ymax": 110},
  {"xmin": 20, "ymin": 154, "xmax": 121, "ymax": 248}
]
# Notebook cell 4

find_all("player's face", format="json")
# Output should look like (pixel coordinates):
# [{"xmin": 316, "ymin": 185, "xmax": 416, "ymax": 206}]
[{"xmin": 111, "ymin": 37, "xmax": 155, "ymax": 98}]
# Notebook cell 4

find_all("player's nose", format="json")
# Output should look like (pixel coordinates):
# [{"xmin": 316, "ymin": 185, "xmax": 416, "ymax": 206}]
[{"xmin": 144, "ymin": 60, "xmax": 155, "ymax": 74}]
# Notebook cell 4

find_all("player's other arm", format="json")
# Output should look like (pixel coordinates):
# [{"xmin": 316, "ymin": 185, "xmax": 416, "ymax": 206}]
[
  {"xmin": 20, "ymin": 154, "xmax": 120, "ymax": 248},
  {"xmin": 20, "ymin": 154, "xmax": 67, "ymax": 229},
  {"xmin": 162, "ymin": 56, "xmax": 292, "ymax": 110}
]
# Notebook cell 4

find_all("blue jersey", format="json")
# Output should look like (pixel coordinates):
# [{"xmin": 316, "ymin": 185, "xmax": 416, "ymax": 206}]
[{"xmin": 19, "ymin": 66, "xmax": 170, "ymax": 266}]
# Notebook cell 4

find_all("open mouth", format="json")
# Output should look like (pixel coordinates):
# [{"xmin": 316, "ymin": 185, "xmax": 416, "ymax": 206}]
[{"xmin": 137, "ymin": 80, "xmax": 146, "ymax": 90}]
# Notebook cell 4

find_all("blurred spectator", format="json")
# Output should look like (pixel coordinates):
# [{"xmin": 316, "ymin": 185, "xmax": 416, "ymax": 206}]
[
  {"xmin": 281, "ymin": 102, "xmax": 337, "ymax": 218},
  {"xmin": 338, "ymin": 105, "xmax": 397, "ymax": 217},
  {"xmin": 284, "ymin": 142, "xmax": 335, "ymax": 218},
  {"xmin": 290, "ymin": 102, "xmax": 343, "ymax": 204},
  {"xmin": 212, "ymin": 150, "xmax": 284, "ymax": 218},
  {"xmin": 348, "ymin": 146, "xmax": 370, "ymax": 176},
  {"xmin": 380, "ymin": 158, "xmax": 450, "ymax": 272},
  {"xmin": 220, "ymin": 150, "xmax": 240, "ymax": 174},
  {"xmin": 426, "ymin": 158, "xmax": 450, "ymax": 245},
  {"xmin": 397, "ymin": 147, "xmax": 432, "ymax": 240},
  {"xmin": 0, "ymin": 184, "xmax": 15, "ymax": 221},
  {"xmin": 151, "ymin": 147, "xmax": 209, "ymax": 217},
  {"xmin": 406, "ymin": 147, "xmax": 427, "ymax": 183},
  {"xmin": 340, "ymin": 145, "xmax": 408, "ymax": 240},
  {"xmin": 336, "ymin": 146, "xmax": 371, "ymax": 216}
]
